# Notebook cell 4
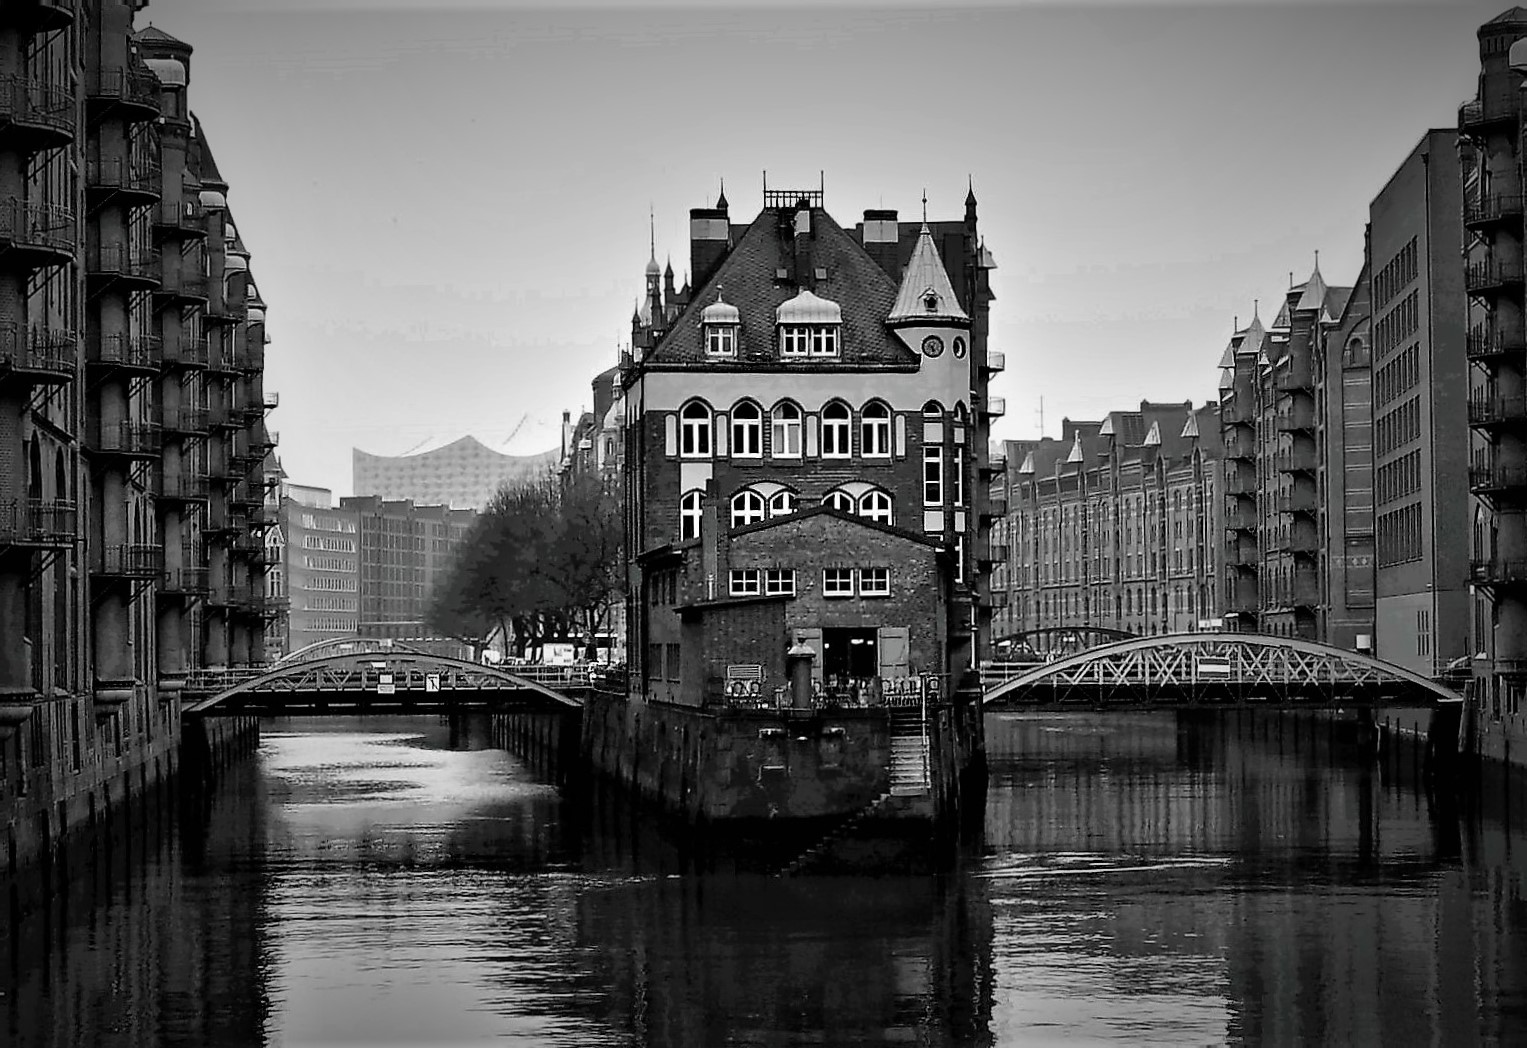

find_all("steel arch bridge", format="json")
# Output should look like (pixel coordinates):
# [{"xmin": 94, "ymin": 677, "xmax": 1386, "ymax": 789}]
[
  {"xmin": 274, "ymin": 636, "xmax": 435, "ymax": 667},
  {"xmin": 183, "ymin": 651, "xmax": 582, "ymax": 716},
  {"xmin": 982, "ymin": 632, "xmax": 1465, "ymax": 711}
]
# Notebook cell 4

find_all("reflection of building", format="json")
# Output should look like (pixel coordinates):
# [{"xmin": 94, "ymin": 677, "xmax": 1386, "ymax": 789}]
[
  {"xmin": 352, "ymin": 435, "xmax": 556, "ymax": 509},
  {"xmin": 1367, "ymin": 130, "xmax": 1469, "ymax": 674},
  {"xmin": 1460, "ymin": 11, "xmax": 1527, "ymax": 739},
  {"xmin": 990, "ymin": 402, "xmax": 1224, "ymax": 641},
  {"xmin": 622, "ymin": 183, "xmax": 999, "ymax": 699},
  {"xmin": 339, "ymin": 496, "xmax": 476, "ymax": 642}
]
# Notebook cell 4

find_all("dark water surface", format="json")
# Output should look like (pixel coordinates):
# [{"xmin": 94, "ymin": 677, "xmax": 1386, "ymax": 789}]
[{"xmin": 4, "ymin": 713, "xmax": 1527, "ymax": 1046}]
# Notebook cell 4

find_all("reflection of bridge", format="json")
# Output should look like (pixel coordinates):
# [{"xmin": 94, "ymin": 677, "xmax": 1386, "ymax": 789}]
[
  {"xmin": 183, "ymin": 650, "xmax": 582, "ymax": 716},
  {"xmin": 982, "ymin": 633, "xmax": 1465, "ymax": 711}
]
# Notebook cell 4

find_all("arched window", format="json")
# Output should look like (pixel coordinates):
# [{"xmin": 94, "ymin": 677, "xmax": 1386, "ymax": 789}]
[
  {"xmin": 858, "ymin": 489, "xmax": 893, "ymax": 525},
  {"xmin": 823, "ymin": 489, "xmax": 855, "ymax": 513},
  {"xmin": 768, "ymin": 489, "xmax": 797, "ymax": 518},
  {"xmin": 680, "ymin": 401, "xmax": 711, "ymax": 458},
  {"xmin": 821, "ymin": 401, "xmax": 851, "ymax": 458},
  {"xmin": 953, "ymin": 402, "xmax": 969, "ymax": 424},
  {"xmin": 860, "ymin": 401, "xmax": 891, "ymax": 458},
  {"xmin": 679, "ymin": 490, "xmax": 702, "ymax": 540},
  {"xmin": 730, "ymin": 489, "xmax": 766, "ymax": 528},
  {"xmin": 922, "ymin": 400, "xmax": 943, "ymax": 418},
  {"xmin": 771, "ymin": 402, "xmax": 802, "ymax": 458},
  {"xmin": 731, "ymin": 401, "xmax": 762, "ymax": 458}
]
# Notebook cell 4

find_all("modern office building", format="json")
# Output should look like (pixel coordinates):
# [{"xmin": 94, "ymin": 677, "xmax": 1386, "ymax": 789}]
[
  {"xmin": 338, "ymin": 495, "xmax": 476, "ymax": 643},
  {"xmin": 282, "ymin": 494, "xmax": 360, "ymax": 651},
  {"xmin": 352, "ymin": 435, "xmax": 557, "ymax": 510},
  {"xmin": 1369, "ymin": 129, "xmax": 1469, "ymax": 675},
  {"xmin": 990, "ymin": 402, "xmax": 1224, "ymax": 643},
  {"xmin": 620, "ymin": 181, "xmax": 1001, "ymax": 702},
  {"xmin": 0, "ymin": 4, "xmax": 274, "ymax": 870},
  {"xmin": 1460, "ymin": 8, "xmax": 1527, "ymax": 747}
]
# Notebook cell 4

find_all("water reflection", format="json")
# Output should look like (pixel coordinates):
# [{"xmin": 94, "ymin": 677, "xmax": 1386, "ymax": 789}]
[{"xmin": 7, "ymin": 712, "xmax": 1527, "ymax": 1045}]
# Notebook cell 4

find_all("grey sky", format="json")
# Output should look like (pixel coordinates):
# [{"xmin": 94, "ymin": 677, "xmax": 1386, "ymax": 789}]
[{"xmin": 140, "ymin": 0, "xmax": 1505, "ymax": 494}]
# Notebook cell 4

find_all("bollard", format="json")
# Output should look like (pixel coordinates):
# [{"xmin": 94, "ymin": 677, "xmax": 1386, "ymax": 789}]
[{"xmin": 786, "ymin": 634, "xmax": 816, "ymax": 710}]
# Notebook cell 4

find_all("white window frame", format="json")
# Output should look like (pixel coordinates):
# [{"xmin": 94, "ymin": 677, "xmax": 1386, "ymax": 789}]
[
  {"xmin": 809, "ymin": 325, "xmax": 840, "ymax": 357},
  {"xmin": 680, "ymin": 401, "xmax": 711, "ymax": 458},
  {"xmin": 768, "ymin": 489, "xmax": 797, "ymax": 518},
  {"xmin": 859, "ymin": 567, "xmax": 890, "ymax": 597},
  {"xmin": 731, "ymin": 401, "xmax": 762, "ymax": 458},
  {"xmin": 858, "ymin": 489, "xmax": 893, "ymax": 525},
  {"xmin": 706, "ymin": 324, "xmax": 737, "ymax": 357},
  {"xmin": 821, "ymin": 402, "xmax": 851, "ymax": 458},
  {"xmin": 822, "ymin": 568, "xmax": 855, "ymax": 598},
  {"xmin": 823, "ymin": 489, "xmax": 855, "ymax": 513},
  {"xmin": 861, "ymin": 401, "xmax": 891, "ymax": 458},
  {"xmin": 729, "ymin": 568, "xmax": 761, "ymax": 596},
  {"xmin": 730, "ymin": 489, "xmax": 766, "ymax": 528},
  {"xmin": 953, "ymin": 446, "xmax": 965, "ymax": 506},
  {"xmin": 680, "ymin": 490, "xmax": 702, "ymax": 540},
  {"xmin": 923, "ymin": 446, "xmax": 943, "ymax": 505},
  {"xmin": 764, "ymin": 568, "xmax": 796, "ymax": 596},
  {"xmin": 780, "ymin": 326, "xmax": 810, "ymax": 357},
  {"xmin": 771, "ymin": 402, "xmax": 802, "ymax": 458}
]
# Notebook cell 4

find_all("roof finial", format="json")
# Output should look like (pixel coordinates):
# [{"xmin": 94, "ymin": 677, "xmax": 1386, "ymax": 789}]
[
  {"xmin": 1252, "ymin": 298, "xmax": 1259, "ymax": 320},
  {"xmin": 717, "ymin": 176, "xmax": 727, "ymax": 209},
  {"xmin": 1313, "ymin": 248, "xmax": 1320, "ymax": 270},
  {"xmin": 649, "ymin": 204, "xmax": 655, "ymax": 259},
  {"xmin": 921, "ymin": 188, "xmax": 927, "ymax": 224}
]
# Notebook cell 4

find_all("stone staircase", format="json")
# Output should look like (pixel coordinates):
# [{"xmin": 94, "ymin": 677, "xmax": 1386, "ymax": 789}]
[
  {"xmin": 776, "ymin": 791, "xmax": 896, "ymax": 877},
  {"xmin": 888, "ymin": 708, "xmax": 931, "ymax": 795}
]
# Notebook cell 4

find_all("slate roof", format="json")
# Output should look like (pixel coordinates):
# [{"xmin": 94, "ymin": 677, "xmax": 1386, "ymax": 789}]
[
  {"xmin": 888, "ymin": 223, "xmax": 969, "ymax": 324},
  {"xmin": 646, "ymin": 207, "xmax": 915, "ymax": 367},
  {"xmin": 134, "ymin": 25, "xmax": 188, "ymax": 46},
  {"xmin": 1015, "ymin": 400, "xmax": 1220, "ymax": 482},
  {"xmin": 191, "ymin": 115, "xmax": 226, "ymax": 187}
]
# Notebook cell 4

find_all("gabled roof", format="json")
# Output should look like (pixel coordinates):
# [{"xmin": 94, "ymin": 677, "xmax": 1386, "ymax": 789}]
[
  {"xmin": 644, "ymin": 208, "xmax": 914, "ymax": 366},
  {"xmin": 1181, "ymin": 413, "xmax": 1199, "ymax": 439},
  {"xmin": 728, "ymin": 503, "xmax": 948, "ymax": 549},
  {"xmin": 1294, "ymin": 262, "xmax": 1328, "ymax": 313},
  {"xmin": 888, "ymin": 223, "xmax": 969, "ymax": 324},
  {"xmin": 1239, "ymin": 313, "xmax": 1267, "ymax": 359}
]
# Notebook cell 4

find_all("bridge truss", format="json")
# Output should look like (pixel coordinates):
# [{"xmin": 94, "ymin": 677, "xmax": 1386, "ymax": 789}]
[
  {"xmin": 184, "ymin": 651, "xmax": 582, "ymax": 715},
  {"xmin": 992, "ymin": 625, "xmax": 1136, "ymax": 657},
  {"xmin": 982, "ymin": 632, "xmax": 1465, "ymax": 711}
]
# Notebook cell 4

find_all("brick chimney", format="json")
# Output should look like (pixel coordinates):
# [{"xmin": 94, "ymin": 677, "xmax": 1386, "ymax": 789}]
[
  {"xmin": 861, "ymin": 208, "xmax": 900, "ymax": 281},
  {"xmin": 792, "ymin": 198, "xmax": 813, "ymax": 289},
  {"xmin": 689, "ymin": 188, "xmax": 731, "ymax": 290}
]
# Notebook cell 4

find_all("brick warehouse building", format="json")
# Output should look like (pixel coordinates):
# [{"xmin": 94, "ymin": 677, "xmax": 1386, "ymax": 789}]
[
  {"xmin": 1, "ymin": 4, "xmax": 274, "ymax": 865},
  {"xmin": 988, "ymin": 401, "xmax": 1225, "ymax": 645},
  {"xmin": 620, "ymin": 181, "xmax": 1001, "ymax": 704}
]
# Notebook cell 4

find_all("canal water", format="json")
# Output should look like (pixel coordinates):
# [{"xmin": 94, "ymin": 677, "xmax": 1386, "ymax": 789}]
[{"xmin": 3, "ymin": 713, "xmax": 1526, "ymax": 1046}]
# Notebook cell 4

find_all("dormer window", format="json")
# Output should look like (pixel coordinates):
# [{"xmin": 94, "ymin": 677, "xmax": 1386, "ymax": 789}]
[
  {"xmin": 923, "ymin": 288, "xmax": 940, "ymax": 313},
  {"xmin": 706, "ymin": 325, "xmax": 737, "ymax": 356},
  {"xmin": 701, "ymin": 292, "xmax": 741, "ymax": 358},
  {"xmin": 776, "ymin": 289, "xmax": 843, "ymax": 360}
]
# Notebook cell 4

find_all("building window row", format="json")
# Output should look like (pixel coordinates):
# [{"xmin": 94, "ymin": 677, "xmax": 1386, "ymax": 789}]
[
  {"xmin": 680, "ymin": 399, "xmax": 900, "ymax": 460},
  {"xmin": 301, "ymin": 556, "xmax": 355, "ymax": 572},
  {"xmin": 1375, "ymin": 344, "xmax": 1419, "ymax": 409},
  {"xmin": 1373, "ymin": 236, "xmax": 1417, "ymax": 310},
  {"xmin": 302, "ymin": 535, "xmax": 357, "ymax": 553},
  {"xmin": 1375, "ymin": 395, "xmax": 1421, "ymax": 456},
  {"xmin": 729, "ymin": 568, "xmax": 797, "ymax": 597},
  {"xmin": 1377, "ymin": 502, "xmax": 1423, "ymax": 568},
  {"xmin": 305, "ymin": 575, "xmax": 359, "ymax": 592},
  {"xmin": 1376, "ymin": 449, "xmax": 1422, "ymax": 507},
  {"xmin": 821, "ymin": 566, "xmax": 890, "ymax": 598},
  {"xmin": 1375, "ymin": 289, "xmax": 1419, "ymax": 358}
]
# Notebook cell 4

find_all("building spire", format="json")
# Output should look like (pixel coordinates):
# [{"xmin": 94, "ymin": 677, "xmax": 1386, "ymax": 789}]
[
  {"xmin": 921, "ymin": 187, "xmax": 928, "ymax": 224},
  {"xmin": 717, "ymin": 176, "xmax": 728, "ymax": 209}
]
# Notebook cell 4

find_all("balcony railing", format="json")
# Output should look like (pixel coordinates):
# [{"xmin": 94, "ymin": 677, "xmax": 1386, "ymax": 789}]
[
  {"xmin": 1467, "ymin": 328, "xmax": 1526, "ymax": 363},
  {"xmin": 95, "ymin": 421, "xmax": 162, "ymax": 458},
  {"xmin": 1278, "ymin": 489, "xmax": 1317, "ymax": 514},
  {"xmin": 1224, "ymin": 430, "xmax": 1256, "ymax": 460},
  {"xmin": 1460, "ymin": 98, "xmax": 1518, "ymax": 135},
  {"xmin": 161, "ymin": 406, "xmax": 209, "ymax": 435},
  {"xmin": 87, "ymin": 66, "xmax": 160, "ymax": 117},
  {"xmin": 1468, "ymin": 394, "xmax": 1527, "ymax": 429},
  {"xmin": 91, "ymin": 332, "xmax": 160, "ymax": 370},
  {"xmin": 156, "ymin": 471, "xmax": 210, "ymax": 501},
  {"xmin": 1224, "ymin": 504, "xmax": 1258, "ymax": 531},
  {"xmin": 89, "ymin": 243, "xmax": 162, "ymax": 284},
  {"xmin": 0, "ymin": 498, "xmax": 76, "ymax": 547},
  {"xmin": 1226, "ymin": 469, "xmax": 1259, "ymax": 495},
  {"xmin": 1225, "ymin": 594, "xmax": 1260, "ymax": 615},
  {"xmin": 0, "ymin": 75, "xmax": 75, "ymax": 143},
  {"xmin": 161, "ymin": 566, "xmax": 210, "ymax": 594},
  {"xmin": 1274, "ymin": 448, "xmax": 1318, "ymax": 473},
  {"xmin": 1274, "ymin": 370, "xmax": 1313, "ymax": 393},
  {"xmin": 161, "ymin": 333, "xmax": 209, "ymax": 369},
  {"xmin": 1468, "ymin": 464, "xmax": 1527, "ymax": 495},
  {"xmin": 982, "ymin": 350, "xmax": 1006, "ymax": 374},
  {"xmin": 263, "ymin": 390, "xmax": 279, "ymax": 410},
  {"xmin": 3, "ymin": 2, "xmax": 76, "ymax": 33},
  {"xmin": 1470, "ymin": 558, "xmax": 1527, "ymax": 586},
  {"xmin": 982, "ymin": 493, "xmax": 1009, "ymax": 518},
  {"xmin": 982, "ymin": 395, "xmax": 1006, "ymax": 418},
  {"xmin": 1275, "ymin": 404, "xmax": 1317, "ymax": 432},
  {"xmin": 1228, "ymin": 544, "xmax": 1260, "ymax": 567},
  {"xmin": 0, "ymin": 323, "xmax": 74, "ymax": 383},
  {"xmin": 1466, "ymin": 193, "xmax": 1526, "ymax": 228},
  {"xmin": 94, "ymin": 543, "xmax": 160, "ymax": 578},
  {"xmin": 1465, "ymin": 260, "xmax": 1526, "ymax": 296},
  {"xmin": 86, "ymin": 157, "xmax": 161, "ymax": 200},
  {"xmin": 0, "ymin": 197, "xmax": 75, "ymax": 258},
  {"xmin": 155, "ymin": 197, "xmax": 206, "ymax": 236},
  {"xmin": 156, "ymin": 265, "xmax": 208, "ymax": 301}
]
